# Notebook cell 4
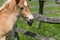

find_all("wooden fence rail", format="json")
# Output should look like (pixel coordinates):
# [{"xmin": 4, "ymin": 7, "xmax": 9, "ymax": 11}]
[
  {"xmin": 14, "ymin": 12, "xmax": 60, "ymax": 40},
  {"xmin": 16, "ymin": 28, "xmax": 55, "ymax": 40},
  {"xmin": 32, "ymin": 13, "xmax": 60, "ymax": 24}
]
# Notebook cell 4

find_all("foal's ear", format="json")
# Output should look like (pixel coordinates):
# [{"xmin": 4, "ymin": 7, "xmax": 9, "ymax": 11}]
[{"xmin": 15, "ymin": 0, "xmax": 20, "ymax": 4}]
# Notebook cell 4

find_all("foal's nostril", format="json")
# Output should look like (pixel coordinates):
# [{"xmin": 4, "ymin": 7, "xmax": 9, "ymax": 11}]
[
  {"xmin": 29, "ymin": 19, "xmax": 33, "ymax": 22},
  {"xmin": 20, "ymin": 7, "xmax": 24, "ymax": 10}
]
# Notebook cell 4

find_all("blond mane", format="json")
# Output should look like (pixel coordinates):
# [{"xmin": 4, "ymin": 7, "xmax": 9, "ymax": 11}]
[{"xmin": 0, "ymin": 0, "xmax": 11, "ymax": 10}]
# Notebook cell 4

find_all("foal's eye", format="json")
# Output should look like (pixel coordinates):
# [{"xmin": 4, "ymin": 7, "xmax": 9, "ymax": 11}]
[{"xmin": 20, "ymin": 7, "xmax": 24, "ymax": 10}]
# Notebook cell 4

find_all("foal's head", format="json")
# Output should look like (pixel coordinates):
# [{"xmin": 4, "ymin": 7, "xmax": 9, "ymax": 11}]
[{"xmin": 15, "ymin": 0, "xmax": 34, "ymax": 26}]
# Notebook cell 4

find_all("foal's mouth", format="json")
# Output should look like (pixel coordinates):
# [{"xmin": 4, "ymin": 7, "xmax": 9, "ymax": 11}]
[
  {"xmin": 27, "ymin": 19, "xmax": 34, "ymax": 26},
  {"xmin": 27, "ymin": 21, "xmax": 33, "ymax": 26}
]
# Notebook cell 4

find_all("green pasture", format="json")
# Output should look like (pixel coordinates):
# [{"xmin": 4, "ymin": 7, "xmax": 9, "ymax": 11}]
[{"xmin": 0, "ymin": 0, "xmax": 60, "ymax": 40}]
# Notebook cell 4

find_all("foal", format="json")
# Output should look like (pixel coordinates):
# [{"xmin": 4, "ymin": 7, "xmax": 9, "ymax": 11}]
[{"xmin": 0, "ymin": 0, "xmax": 34, "ymax": 40}]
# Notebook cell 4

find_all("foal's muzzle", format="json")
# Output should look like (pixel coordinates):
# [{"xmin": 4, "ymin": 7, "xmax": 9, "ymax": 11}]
[
  {"xmin": 27, "ymin": 19, "xmax": 34, "ymax": 26},
  {"xmin": 26, "ymin": 15, "xmax": 34, "ymax": 26}
]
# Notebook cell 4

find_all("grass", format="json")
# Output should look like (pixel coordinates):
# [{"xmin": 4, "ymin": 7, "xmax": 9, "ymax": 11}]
[
  {"xmin": 0, "ymin": 0, "xmax": 60, "ymax": 40},
  {"xmin": 0, "ymin": 0, "xmax": 6, "ymax": 7}
]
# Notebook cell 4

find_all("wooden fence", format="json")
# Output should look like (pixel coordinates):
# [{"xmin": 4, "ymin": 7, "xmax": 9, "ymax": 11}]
[{"xmin": 14, "ymin": 12, "xmax": 60, "ymax": 40}]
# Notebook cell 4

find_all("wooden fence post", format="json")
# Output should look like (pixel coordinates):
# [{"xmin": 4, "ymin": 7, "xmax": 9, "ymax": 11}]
[
  {"xmin": 39, "ymin": 0, "xmax": 45, "ymax": 14},
  {"xmin": 14, "ymin": 16, "xmax": 20, "ymax": 40},
  {"xmin": 14, "ymin": 24, "xmax": 19, "ymax": 40},
  {"xmin": 37, "ymin": 0, "xmax": 45, "ymax": 28},
  {"xmin": 28, "ymin": 0, "xmax": 31, "ymax": 1}
]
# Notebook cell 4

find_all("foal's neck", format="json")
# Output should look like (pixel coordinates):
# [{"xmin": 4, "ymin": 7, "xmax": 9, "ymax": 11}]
[
  {"xmin": 0, "ymin": 0, "xmax": 18, "ymax": 39},
  {"xmin": 0, "ymin": 0, "xmax": 18, "ymax": 32}
]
